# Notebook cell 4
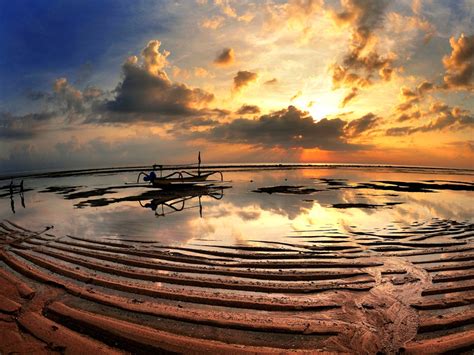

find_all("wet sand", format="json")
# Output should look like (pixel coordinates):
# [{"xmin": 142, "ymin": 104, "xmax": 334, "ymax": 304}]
[{"xmin": 1, "ymin": 217, "xmax": 473, "ymax": 354}]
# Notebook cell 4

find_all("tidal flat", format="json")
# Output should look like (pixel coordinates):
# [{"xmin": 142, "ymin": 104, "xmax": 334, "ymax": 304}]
[{"xmin": 0, "ymin": 165, "xmax": 473, "ymax": 353}]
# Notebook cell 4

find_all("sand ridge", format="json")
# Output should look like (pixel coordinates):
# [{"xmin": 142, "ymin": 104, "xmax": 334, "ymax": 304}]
[{"xmin": 0, "ymin": 218, "xmax": 473, "ymax": 353}]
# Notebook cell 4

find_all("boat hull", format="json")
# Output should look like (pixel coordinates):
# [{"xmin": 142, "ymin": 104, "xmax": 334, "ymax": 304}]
[{"xmin": 152, "ymin": 172, "xmax": 214, "ymax": 187}]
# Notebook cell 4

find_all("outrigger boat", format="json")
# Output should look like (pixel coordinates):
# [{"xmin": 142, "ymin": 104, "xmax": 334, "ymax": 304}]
[{"xmin": 137, "ymin": 152, "xmax": 223, "ymax": 188}]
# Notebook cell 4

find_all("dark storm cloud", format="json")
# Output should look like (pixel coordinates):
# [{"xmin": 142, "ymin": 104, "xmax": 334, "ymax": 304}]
[
  {"xmin": 443, "ymin": 34, "xmax": 474, "ymax": 89},
  {"xmin": 202, "ymin": 106, "xmax": 365, "ymax": 151},
  {"xmin": 233, "ymin": 71, "xmax": 258, "ymax": 92},
  {"xmin": 10, "ymin": 40, "xmax": 218, "ymax": 129},
  {"xmin": 236, "ymin": 104, "xmax": 261, "ymax": 115},
  {"xmin": 103, "ymin": 62, "xmax": 213, "ymax": 120},
  {"xmin": 98, "ymin": 41, "xmax": 215, "ymax": 124},
  {"xmin": 213, "ymin": 48, "xmax": 235, "ymax": 66}
]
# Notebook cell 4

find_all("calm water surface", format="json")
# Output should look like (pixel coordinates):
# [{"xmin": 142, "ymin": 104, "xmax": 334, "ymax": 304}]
[{"xmin": 1, "ymin": 166, "xmax": 473, "ymax": 247}]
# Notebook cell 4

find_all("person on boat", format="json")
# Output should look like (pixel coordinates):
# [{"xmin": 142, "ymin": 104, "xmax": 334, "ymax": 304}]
[{"xmin": 143, "ymin": 171, "xmax": 157, "ymax": 183}]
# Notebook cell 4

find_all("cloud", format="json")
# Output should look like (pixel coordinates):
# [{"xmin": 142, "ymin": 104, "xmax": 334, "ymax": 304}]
[
  {"xmin": 396, "ymin": 102, "xmax": 415, "ymax": 112},
  {"xmin": 396, "ymin": 80, "xmax": 434, "ymax": 112},
  {"xmin": 194, "ymin": 67, "xmax": 211, "ymax": 78},
  {"xmin": 141, "ymin": 40, "xmax": 170, "ymax": 77},
  {"xmin": 100, "ymin": 40, "xmax": 215, "ymax": 123},
  {"xmin": 385, "ymin": 12, "xmax": 435, "ymax": 43},
  {"xmin": 443, "ymin": 33, "xmax": 474, "ymax": 90},
  {"xmin": 264, "ymin": 78, "xmax": 278, "ymax": 85},
  {"xmin": 11, "ymin": 40, "xmax": 217, "ymax": 129},
  {"xmin": 429, "ymin": 101, "xmax": 449, "ymax": 114},
  {"xmin": 214, "ymin": 0, "xmax": 237, "ymax": 18},
  {"xmin": 202, "ymin": 105, "xmax": 364, "ymax": 151},
  {"xmin": 203, "ymin": 0, "xmax": 253, "ymax": 22},
  {"xmin": 236, "ymin": 105, "xmax": 260, "ymax": 115},
  {"xmin": 200, "ymin": 16, "xmax": 225, "ymax": 29},
  {"xmin": 0, "ymin": 111, "xmax": 56, "ymax": 140},
  {"xmin": 233, "ymin": 70, "xmax": 258, "ymax": 92},
  {"xmin": 23, "ymin": 75, "xmax": 103, "ymax": 126},
  {"xmin": 213, "ymin": 48, "xmax": 235, "ymax": 66},
  {"xmin": 379, "ymin": 67, "xmax": 393, "ymax": 81},
  {"xmin": 387, "ymin": 104, "xmax": 474, "ymax": 135},
  {"xmin": 385, "ymin": 126, "xmax": 411, "ymax": 136},
  {"xmin": 411, "ymin": 0, "xmax": 421, "ymax": 15},
  {"xmin": 400, "ymin": 86, "xmax": 417, "ymax": 99},
  {"xmin": 0, "ymin": 134, "xmax": 194, "ymax": 174},
  {"xmin": 53, "ymin": 77, "xmax": 85, "ymax": 115},
  {"xmin": 417, "ymin": 80, "xmax": 434, "ymax": 95},
  {"xmin": 331, "ymin": 64, "xmax": 371, "ymax": 89},
  {"xmin": 345, "ymin": 112, "xmax": 380, "ymax": 136},
  {"xmin": 290, "ymin": 90, "xmax": 302, "ymax": 101},
  {"xmin": 397, "ymin": 111, "xmax": 420, "ymax": 122},
  {"xmin": 329, "ymin": 0, "xmax": 395, "ymax": 90},
  {"xmin": 264, "ymin": 0, "xmax": 324, "ymax": 41},
  {"xmin": 340, "ymin": 87, "xmax": 358, "ymax": 107}
]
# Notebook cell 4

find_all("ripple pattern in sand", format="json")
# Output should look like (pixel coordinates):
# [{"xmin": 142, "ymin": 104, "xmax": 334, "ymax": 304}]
[{"xmin": 0, "ymin": 218, "xmax": 473, "ymax": 354}]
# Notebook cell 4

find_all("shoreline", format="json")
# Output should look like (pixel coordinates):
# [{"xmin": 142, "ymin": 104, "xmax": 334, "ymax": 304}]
[{"xmin": 2, "ymin": 162, "xmax": 474, "ymax": 182}]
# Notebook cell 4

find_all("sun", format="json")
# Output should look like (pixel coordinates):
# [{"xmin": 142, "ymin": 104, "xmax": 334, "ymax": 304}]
[{"xmin": 291, "ymin": 91, "xmax": 343, "ymax": 120}]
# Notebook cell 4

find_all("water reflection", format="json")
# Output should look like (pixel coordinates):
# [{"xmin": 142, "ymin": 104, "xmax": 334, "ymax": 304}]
[
  {"xmin": 7, "ymin": 180, "xmax": 26, "ymax": 214},
  {"xmin": 0, "ymin": 167, "xmax": 473, "ymax": 246},
  {"xmin": 139, "ymin": 186, "xmax": 226, "ymax": 218}
]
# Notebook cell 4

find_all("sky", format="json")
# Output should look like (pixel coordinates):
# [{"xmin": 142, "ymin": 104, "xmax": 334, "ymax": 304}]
[{"xmin": 0, "ymin": 0, "xmax": 473, "ymax": 173}]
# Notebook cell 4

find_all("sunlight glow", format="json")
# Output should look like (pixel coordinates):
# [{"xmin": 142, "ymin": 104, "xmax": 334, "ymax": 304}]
[{"xmin": 292, "ymin": 91, "xmax": 345, "ymax": 120}]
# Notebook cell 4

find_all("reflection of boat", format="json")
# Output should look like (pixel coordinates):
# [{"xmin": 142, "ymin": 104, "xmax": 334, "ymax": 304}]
[
  {"xmin": 137, "ymin": 152, "xmax": 224, "ymax": 188},
  {"xmin": 139, "ymin": 186, "xmax": 225, "ymax": 217}
]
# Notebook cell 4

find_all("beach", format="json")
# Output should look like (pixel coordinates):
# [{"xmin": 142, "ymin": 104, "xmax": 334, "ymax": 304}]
[{"xmin": 1, "ymin": 166, "xmax": 473, "ymax": 353}]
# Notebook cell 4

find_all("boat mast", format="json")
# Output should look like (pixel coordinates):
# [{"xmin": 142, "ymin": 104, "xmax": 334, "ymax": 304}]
[{"xmin": 198, "ymin": 151, "xmax": 201, "ymax": 176}]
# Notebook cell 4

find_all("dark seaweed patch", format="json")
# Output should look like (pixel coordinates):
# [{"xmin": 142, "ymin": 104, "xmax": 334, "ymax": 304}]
[
  {"xmin": 75, "ymin": 185, "xmax": 229, "ymax": 208},
  {"xmin": 358, "ymin": 181, "xmax": 474, "ymax": 193},
  {"xmin": 253, "ymin": 186, "xmax": 320, "ymax": 194},
  {"xmin": 64, "ymin": 185, "xmax": 144, "ymax": 200},
  {"xmin": 39, "ymin": 186, "xmax": 83, "ymax": 195},
  {"xmin": 331, "ymin": 202, "xmax": 403, "ymax": 209}
]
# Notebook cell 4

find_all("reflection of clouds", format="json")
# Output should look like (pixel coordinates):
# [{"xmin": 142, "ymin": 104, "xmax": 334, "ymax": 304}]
[
  {"xmin": 187, "ymin": 202, "xmax": 286, "ymax": 243},
  {"xmin": 399, "ymin": 191, "xmax": 474, "ymax": 222},
  {"xmin": 238, "ymin": 210, "xmax": 261, "ymax": 221},
  {"xmin": 2, "ymin": 168, "xmax": 473, "ymax": 248}
]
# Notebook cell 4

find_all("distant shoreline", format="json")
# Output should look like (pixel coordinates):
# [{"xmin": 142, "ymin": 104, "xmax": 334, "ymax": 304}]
[{"xmin": 1, "ymin": 163, "xmax": 473, "ymax": 181}]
